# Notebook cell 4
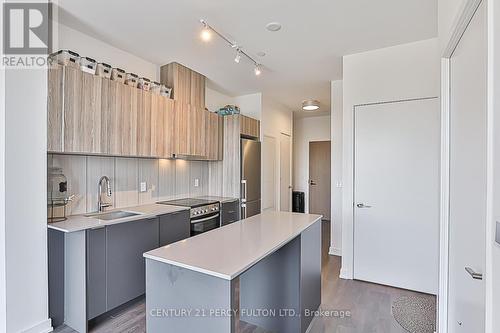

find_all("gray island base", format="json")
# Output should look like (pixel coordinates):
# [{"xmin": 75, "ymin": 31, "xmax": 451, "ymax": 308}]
[{"xmin": 144, "ymin": 211, "xmax": 322, "ymax": 333}]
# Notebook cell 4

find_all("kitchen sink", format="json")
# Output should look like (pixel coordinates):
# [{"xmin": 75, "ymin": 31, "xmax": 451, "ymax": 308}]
[{"xmin": 86, "ymin": 211, "xmax": 141, "ymax": 221}]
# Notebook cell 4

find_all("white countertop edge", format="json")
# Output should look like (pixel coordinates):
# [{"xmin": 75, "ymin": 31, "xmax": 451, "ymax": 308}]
[
  {"xmin": 47, "ymin": 204, "xmax": 190, "ymax": 233},
  {"xmin": 143, "ymin": 215, "xmax": 322, "ymax": 280}
]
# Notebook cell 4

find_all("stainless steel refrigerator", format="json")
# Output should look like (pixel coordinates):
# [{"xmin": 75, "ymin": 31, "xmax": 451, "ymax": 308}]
[{"xmin": 241, "ymin": 138, "xmax": 261, "ymax": 218}]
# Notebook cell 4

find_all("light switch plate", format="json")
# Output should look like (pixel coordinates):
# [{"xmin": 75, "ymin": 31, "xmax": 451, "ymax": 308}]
[
  {"xmin": 496, "ymin": 221, "xmax": 500, "ymax": 245},
  {"xmin": 140, "ymin": 182, "xmax": 147, "ymax": 193},
  {"xmin": 194, "ymin": 178, "xmax": 199, "ymax": 187}
]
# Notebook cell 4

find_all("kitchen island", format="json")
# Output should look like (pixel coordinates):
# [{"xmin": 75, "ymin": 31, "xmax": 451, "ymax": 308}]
[{"xmin": 144, "ymin": 211, "xmax": 322, "ymax": 333}]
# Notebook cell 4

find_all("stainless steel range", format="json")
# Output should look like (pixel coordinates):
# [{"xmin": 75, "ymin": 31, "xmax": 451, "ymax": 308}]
[{"xmin": 157, "ymin": 198, "xmax": 220, "ymax": 236}]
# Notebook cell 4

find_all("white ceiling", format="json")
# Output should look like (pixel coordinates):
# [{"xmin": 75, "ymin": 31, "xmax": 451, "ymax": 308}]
[{"xmin": 56, "ymin": 0, "xmax": 437, "ymax": 117}]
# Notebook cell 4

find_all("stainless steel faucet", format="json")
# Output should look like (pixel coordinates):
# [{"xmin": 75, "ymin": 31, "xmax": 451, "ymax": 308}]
[{"xmin": 98, "ymin": 176, "xmax": 112, "ymax": 212}]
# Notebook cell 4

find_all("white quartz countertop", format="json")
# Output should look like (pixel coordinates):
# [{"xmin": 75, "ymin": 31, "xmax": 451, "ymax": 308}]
[
  {"xmin": 47, "ymin": 204, "xmax": 189, "ymax": 233},
  {"xmin": 143, "ymin": 211, "xmax": 322, "ymax": 280},
  {"xmin": 195, "ymin": 196, "xmax": 239, "ymax": 203}
]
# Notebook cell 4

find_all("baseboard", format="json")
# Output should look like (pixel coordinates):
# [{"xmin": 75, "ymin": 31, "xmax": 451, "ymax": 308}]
[
  {"xmin": 339, "ymin": 267, "xmax": 352, "ymax": 280},
  {"xmin": 328, "ymin": 246, "xmax": 341, "ymax": 256},
  {"xmin": 21, "ymin": 319, "xmax": 52, "ymax": 333}
]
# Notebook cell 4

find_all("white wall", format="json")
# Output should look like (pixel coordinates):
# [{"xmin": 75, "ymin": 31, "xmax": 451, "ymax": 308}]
[
  {"xmin": 292, "ymin": 116, "xmax": 331, "ymax": 213},
  {"xmin": 331, "ymin": 81, "xmax": 343, "ymax": 256},
  {"xmin": 488, "ymin": 0, "xmax": 500, "ymax": 330},
  {"xmin": 0, "ymin": 3, "xmax": 6, "ymax": 330},
  {"xmin": 4, "ymin": 68, "xmax": 51, "ymax": 333},
  {"xmin": 205, "ymin": 87, "xmax": 235, "ymax": 112},
  {"xmin": 341, "ymin": 38, "xmax": 440, "ymax": 278},
  {"xmin": 56, "ymin": 23, "xmax": 159, "ymax": 80},
  {"xmin": 438, "ymin": 0, "xmax": 468, "ymax": 52},
  {"xmin": 234, "ymin": 93, "xmax": 262, "ymax": 120},
  {"xmin": 261, "ymin": 97, "xmax": 293, "ymax": 211}
]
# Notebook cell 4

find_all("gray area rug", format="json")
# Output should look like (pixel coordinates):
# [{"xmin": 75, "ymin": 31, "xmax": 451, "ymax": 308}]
[{"xmin": 392, "ymin": 295, "xmax": 436, "ymax": 333}]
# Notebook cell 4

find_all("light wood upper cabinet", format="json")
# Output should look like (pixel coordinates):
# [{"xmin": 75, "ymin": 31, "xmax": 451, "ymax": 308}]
[
  {"xmin": 63, "ymin": 66, "xmax": 104, "ymax": 154},
  {"xmin": 205, "ymin": 111, "xmax": 222, "ymax": 161},
  {"xmin": 47, "ymin": 65, "xmax": 63, "ymax": 152},
  {"xmin": 103, "ymin": 80, "xmax": 122, "ymax": 155},
  {"xmin": 47, "ymin": 64, "xmax": 213, "ymax": 160},
  {"xmin": 173, "ymin": 102, "xmax": 206, "ymax": 157},
  {"xmin": 160, "ymin": 62, "xmax": 205, "ymax": 108},
  {"xmin": 151, "ymin": 95, "xmax": 175, "ymax": 158},
  {"xmin": 190, "ymin": 70, "xmax": 205, "ymax": 108},
  {"xmin": 137, "ymin": 91, "xmax": 152, "ymax": 156},
  {"xmin": 189, "ymin": 106, "xmax": 206, "ymax": 157},
  {"xmin": 240, "ymin": 115, "xmax": 260, "ymax": 139},
  {"xmin": 173, "ymin": 101, "xmax": 189, "ymax": 156}
]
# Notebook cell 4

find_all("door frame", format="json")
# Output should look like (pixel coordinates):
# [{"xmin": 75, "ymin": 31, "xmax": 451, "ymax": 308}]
[
  {"xmin": 308, "ymin": 140, "xmax": 331, "ymax": 218},
  {"xmin": 279, "ymin": 132, "xmax": 292, "ymax": 212},
  {"xmin": 439, "ymin": 0, "xmax": 495, "ymax": 332}
]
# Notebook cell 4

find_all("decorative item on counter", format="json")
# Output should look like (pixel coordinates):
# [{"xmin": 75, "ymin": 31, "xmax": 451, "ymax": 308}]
[
  {"xmin": 110, "ymin": 68, "xmax": 126, "ymax": 83},
  {"xmin": 47, "ymin": 167, "xmax": 74, "ymax": 222},
  {"xmin": 48, "ymin": 50, "xmax": 80, "ymax": 68},
  {"xmin": 96, "ymin": 62, "xmax": 112, "ymax": 79},
  {"xmin": 138, "ymin": 77, "xmax": 151, "ymax": 91},
  {"xmin": 125, "ymin": 73, "xmax": 139, "ymax": 87},
  {"xmin": 150, "ymin": 81, "xmax": 161, "ymax": 95},
  {"xmin": 160, "ymin": 85, "xmax": 172, "ymax": 98},
  {"xmin": 79, "ymin": 56, "xmax": 97, "ymax": 74},
  {"xmin": 216, "ymin": 104, "xmax": 241, "ymax": 116}
]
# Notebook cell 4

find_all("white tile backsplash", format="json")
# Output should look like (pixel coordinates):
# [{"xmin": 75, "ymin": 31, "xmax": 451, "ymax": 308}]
[
  {"xmin": 158, "ymin": 159, "xmax": 175, "ymax": 201},
  {"xmin": 115, "ymin": 157, "xmax": 139, "ymax": 208},
  {"xmin": 138, "ymin": 158, "xmax": 159, "ymax": 204},
  {"xmin": 48, "ymin": 154, "xmax": 213, "ymax": 215}
]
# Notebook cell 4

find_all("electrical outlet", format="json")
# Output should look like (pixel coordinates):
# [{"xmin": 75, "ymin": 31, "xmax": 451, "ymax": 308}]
[
  {"xmin": 194, "ymin": 178, "xmax": 199, "ymax": 187},
  {"xmin": 140, "ymin": 182, "xmax": 147, "ymax": 193}
]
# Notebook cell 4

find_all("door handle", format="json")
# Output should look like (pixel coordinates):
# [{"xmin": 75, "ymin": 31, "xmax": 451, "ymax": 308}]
[
  {"xmin": 309, "ymin": 180, "xmax": 317, "ymax": 186},
  {"xmin": 356, "ymin": 203, "xmax": 372, "ymax": 208},
  {"xmin": 241, "ymin": 179, "xmax": 247, "ymax": 203},
  {"xmin": 465, "ymin": 267, "xmax": 483, "ymax": 280}
]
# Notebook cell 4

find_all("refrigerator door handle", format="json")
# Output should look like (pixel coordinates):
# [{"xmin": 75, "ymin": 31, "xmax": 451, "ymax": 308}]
[
  {"xmin": 241, "ymin": 203, "xmax": 247, "ymax": 219},
  {"xmin": 241, "ymin": 179, "xmax": 247, "ymax": 203}
]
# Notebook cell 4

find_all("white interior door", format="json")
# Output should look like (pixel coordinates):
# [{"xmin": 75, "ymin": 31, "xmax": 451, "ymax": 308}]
[
  {"xmin": 448, "ymin": 1, "xmax": 487, "ymax": 331},
  {"xmin": 280, "ymin": 133, "xmax": 292, "ymax": 212},
  {"xmin": 354, "ymin": 98, "xmax": 440, "ymax": 294}
]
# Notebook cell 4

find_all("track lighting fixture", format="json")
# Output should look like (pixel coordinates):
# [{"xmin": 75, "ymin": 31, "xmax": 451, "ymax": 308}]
[
  {"xmin": 254, "ymin": 64, "xmax": 262, "ymax": 76},
  {"xmin": 200, "ymin": 20, "xmax": 212, "ymax": 42},
  {"xmin": 234, "ymin": 48, "xmax": 241, "ymax": 63},
  {"xmin": 199, "ymin": 19, "xmax": 263, "ymax": 76}
]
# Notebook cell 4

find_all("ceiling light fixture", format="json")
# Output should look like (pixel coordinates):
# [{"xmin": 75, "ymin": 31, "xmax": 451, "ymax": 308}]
[
  {"xmin": 234, "ymin": 48, "xmax": 241, "ymax": 63},
  {"xmin": 199, "ymin": 19, "xmax": 263, "ymax": 76},
  {"xmin": 200, "ymin": 19, "xmax": 212, "ymax": 42},
  {"xmin": 266, "ymin": 22, "xmax": 282, "ymax": 32},
  {"xmin": 254, "ymin": 64, "xmax": 262, "ymax": 76},
  {"xmin": 302, "ymin": 100, "xmax": 320, "ymax": 111}
]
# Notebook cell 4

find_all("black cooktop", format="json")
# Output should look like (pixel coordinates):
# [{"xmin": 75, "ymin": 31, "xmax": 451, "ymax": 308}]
[{"xmin": 157, "ymin": 198, "xmax": 218, "ymax": 208}]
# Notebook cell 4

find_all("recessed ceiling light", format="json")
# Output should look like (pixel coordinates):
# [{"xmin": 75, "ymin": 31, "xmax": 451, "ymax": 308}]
[
  {"xmin": 266, "ymin": 22, "xmax": 282, "ymax": 32},
  {"xmin": 256, "ymin": 51, "xmax": 266, "ymax": 57},
  {"xmin": 302, "ymin": 100, "xmax": 320, "ymax": 111}
]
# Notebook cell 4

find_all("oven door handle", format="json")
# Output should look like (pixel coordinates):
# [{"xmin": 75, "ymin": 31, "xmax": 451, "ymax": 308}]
[{"xmin": 191, "ymin": 214, "xmax": 220, "ymax": 224}]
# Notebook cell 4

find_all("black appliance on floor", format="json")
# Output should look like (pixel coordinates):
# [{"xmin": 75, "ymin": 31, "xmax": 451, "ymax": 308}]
[{"xmin": 292, "ymin": 191, "xmax": 305, "ymax": 213}]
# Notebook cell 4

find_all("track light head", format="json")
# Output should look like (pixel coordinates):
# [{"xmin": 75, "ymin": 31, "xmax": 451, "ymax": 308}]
[
  {"xmin": 200, "ymin": 19, "xmax": 212, "ymax": 42},
  {"xmin": 254, "ymin": 64, "xmax": 262, "ymax": 76},
  {"xmin": 234, "ymin": 48, "xmax": 241, "ymax": 63}
]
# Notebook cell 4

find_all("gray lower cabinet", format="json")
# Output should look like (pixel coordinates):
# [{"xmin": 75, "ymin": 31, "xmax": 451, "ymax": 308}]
[
  {"xmin": 221, "ymin": 200, "xmax": 240, "ymax": 226},
  {"xmin": 87, "ymin": 227, "xmax": 107, "ymax": 320},
  {"xmin": 159, "ymin": 210, "xmax": 190, "ymax": 247},
  {"xmin": 106, "ymin": 218, "xmax": 160, "ymax": 310}
]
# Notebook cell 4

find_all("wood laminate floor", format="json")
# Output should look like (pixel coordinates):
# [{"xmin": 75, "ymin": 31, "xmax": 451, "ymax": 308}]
[{"xmin": 54, "ymin": 221, "xmax": 436, "ymax": 333}]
